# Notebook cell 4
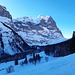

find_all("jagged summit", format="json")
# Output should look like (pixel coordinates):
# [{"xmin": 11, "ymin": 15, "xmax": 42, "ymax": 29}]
[
  {"xmin": 9, "ymin": 15, "xmax": 64, "ymax": 46},
  {"xmin": 0, "ymin": 5, "xmax": 65, "ymax": 55},
  {"xmin": 37, "ymin": 15, "xmax": 50, "ymax": 21},
  {"xmin": 14, "ymin": 15, "xmax": 53, "ymax": 23},
  {"xmin": 0, "ymin": 17, "xmax": 30, "ymax": 55},
  {"xmin": 0, "ymin": 5, "xmax": 12, "ymax": 19}
]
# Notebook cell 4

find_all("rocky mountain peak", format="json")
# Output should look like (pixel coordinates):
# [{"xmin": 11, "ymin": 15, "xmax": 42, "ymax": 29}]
[
  {"xmin": 37, "ymin": 15, "xmax": 50, "ymax": 21},
  {"xmin": 0, "ymin": 5, "xmax": 12, "ymax": 20},
  {"xmin": 9, "ymin": 15, "xmax": 64, "ymax": 46}
]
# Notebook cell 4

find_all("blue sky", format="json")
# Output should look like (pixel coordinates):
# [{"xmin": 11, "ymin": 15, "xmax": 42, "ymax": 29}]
[{"xmin": 0, "ymin": 0, "xmax": 75, "ymax": 38}]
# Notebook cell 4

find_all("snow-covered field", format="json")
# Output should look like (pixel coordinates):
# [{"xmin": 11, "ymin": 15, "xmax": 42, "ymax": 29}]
[{"xmin": 0, "ymin": 51, "xmax": 75, "ymax": 75}]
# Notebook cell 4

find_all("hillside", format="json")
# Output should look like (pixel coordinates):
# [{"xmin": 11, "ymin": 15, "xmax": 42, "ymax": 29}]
[
  {"xmin": 0, "ymin": 16, "xmax": 30, "ymax": 55},
  {"xmin": 0, "ymin": 52, "xmax": 75, "ymax": 75},
  {"xmin": 0, "ymin": 4, "xmax": 67, "ymax": 55},
  {"xmin": 9, "ymin": 15, "xmax": 64, "ymax": 46},
  {"xmin": 0, "ymin": 5, "xmax": 70, "ymax": 57},
  {"xmin": 0, "ymin": 4, "xmax": 74, "ymax": 75}
]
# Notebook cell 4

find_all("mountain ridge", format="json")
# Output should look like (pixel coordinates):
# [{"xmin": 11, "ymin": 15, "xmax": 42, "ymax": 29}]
[
  {"xmin": 0, "ymin": 5, "xmax": 12, "ymax": 19},
  {"xmin": 0, "ymin": 5, "xmax": 67, "ymax": 55},
  {"xmin": 9, "ymin": 15, "xmax": 64, "ymax": 46}
]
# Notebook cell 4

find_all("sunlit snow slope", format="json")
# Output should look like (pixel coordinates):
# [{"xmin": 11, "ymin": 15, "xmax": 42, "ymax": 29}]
[
  {"xmin": 0, "ymin": 16, "xmax": 30, "ymax": 55},
  {"xmin": 9, "ymin": 15, "xmax": 65, "ymax": 46},
  {"xmin": 0, "ymin": 52, "xmax": 75, "ymax": 75}
]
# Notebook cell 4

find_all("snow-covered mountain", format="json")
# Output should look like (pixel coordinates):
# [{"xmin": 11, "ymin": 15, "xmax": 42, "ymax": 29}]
[
  {"xmin": 0, "ymin": 5, "xmax": 74, "ymax": 75},
  {"xmin": 9, "ymin": 15, "xmax": 64, "ymax": 46},
  {"xmin": 0, "ymin": 5, "xmax": 12, "ymax": 19},
  {"xmin": 0, "ymin": 16, "xmax": 66, "ymax": 55},
  {"xmin": 0, "ymin": 5, "xmax": 31, "ymax": 55},
  {"xmin": 0, "ymin": 5, "xmax": 67, "ymax": 55},
  {"xmin": 0, "ymin": 16, "xmax": 30, "ymax": 55}
]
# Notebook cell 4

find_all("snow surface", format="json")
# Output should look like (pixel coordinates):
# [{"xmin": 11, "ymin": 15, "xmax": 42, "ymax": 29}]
[
  {"xmin": 13, "ymin": 16, "xmax": 41, "ymax": 24},
  {"xmin": 0, "ymin": 16, "xmax": 10, "ymax": 22},
  {"xmin": 0, "ymin": 16, "xmax": 15, "ymax": 55},
  {"xmin": 0, "ymin": 16, "xmax": 69, "ymax": 55},
  {"xmin": 13, "ymin": 15, "xmax": 50, "ymax": 24},
  {"xmin": 37, "ymin": 15, "xmax": 50, "ymax": 22},
  {"xmin": 0, "ymin": 52, "xmax": 75, "ymax": 75},
  {"xmin": 12, "ymin": 15, "xmax": 67, "ymax": 46},
  {"xmin": 17, "ymin": 30, "xmax": 67, "ymax": 46}
]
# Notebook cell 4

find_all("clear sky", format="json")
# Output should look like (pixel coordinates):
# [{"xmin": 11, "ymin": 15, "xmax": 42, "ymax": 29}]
[{"xmin": 0, "ymin": 0, "xmax": 75, "ymax": 38}]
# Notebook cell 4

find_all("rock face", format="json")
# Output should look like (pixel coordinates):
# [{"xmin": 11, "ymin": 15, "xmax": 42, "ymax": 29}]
[
  {"xmin": 9, "ymin": 15, "xmax": 64, "ymax": 46},
  {"xmin": 0, "ymin": 5, "xmax": 12, "ymax": 19},
  {"xmin": 0, "ymin": 17, "xmax": 30, "ymax": 56},
  {"xmin": 0, "ymin": 5, "xmax": 73, "ymax": 59}
]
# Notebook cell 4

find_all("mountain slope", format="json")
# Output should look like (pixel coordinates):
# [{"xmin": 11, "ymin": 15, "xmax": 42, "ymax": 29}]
[
  {"xmin": 0, "ymin": 52, "xmax": 75, "ymax": 75},
  {"xmin": 0, "ymin": 5, "xmax": 67, "ymax": 55},
  {"xmin": 0, "ymin": 5, "xmax": 12, "ymax": 19},
  {"xmin": 9, "ymin": 15, "xmax": 64, "ymax": 46},
  {"xmin": 0, "ymin": 16, "xmax": 30, "ymax": 55},
  {"xmin": 0, "ymin": 15, "xmax": 66, "ymax": 55}
]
